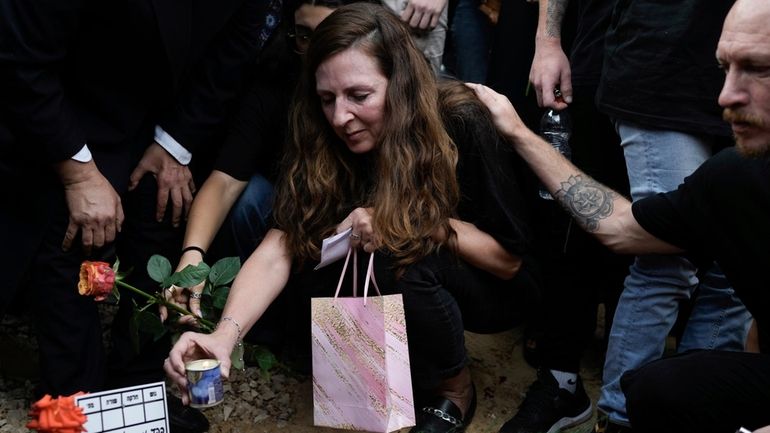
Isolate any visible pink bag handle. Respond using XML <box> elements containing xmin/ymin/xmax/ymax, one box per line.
<box><xmin>362</xmin><ymin>251</ymin><xmax>381</xmax><ymax>304</ymax></box>
<box><xmin>333</xmin><ymin>248</ymin><xmax>381</xmax><ymax>304</ymax></box>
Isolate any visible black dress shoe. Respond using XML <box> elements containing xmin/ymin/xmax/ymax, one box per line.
<box><xmin>167</xmin><ymin>394</ymin><xmax>210</xmax><ymax>433</ymax></box>
<box><xmin>410</xmin><ymin>386</ymin><xmax>477</xmax><ymax>433</ymax></box>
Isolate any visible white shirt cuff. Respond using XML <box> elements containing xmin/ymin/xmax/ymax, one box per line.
<box><xmin>71</xmin><ymin>145</ymin><xmax>93</xmax><ymax>162</ymax></box>
<box><xmin>154</xmin><ymin>125</ymin><xmax>192</xmax><ymax>165</ymax></box>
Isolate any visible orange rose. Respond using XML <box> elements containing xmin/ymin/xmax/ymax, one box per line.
<box><xmin>27</xmin><ymin>392</ymin><xmax>87</xmax><ymax>433</ymax></box>
<box><xmin>78</xmin><ymin>261</ymin><xmax>115</xmax><ymax>301</ymax></box>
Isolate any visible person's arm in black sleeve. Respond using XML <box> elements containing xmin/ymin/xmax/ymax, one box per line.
<box><xmin>130</xmin><ymin>0</ymin><xmax>276</xmax><ymax>226</ymax></box>
<box><xmin>0</xmin><ymin>0</ymin><xmax>86</xmax><ymax>163</ymax></box>
<box><xmin>158</xmin><ymin>0</ymin><xmax>275</xmax><ymax>156</ymax></box>
<box><xmin>214</xmin><ymin>61</ymin><xmax>292</xmax><ymax>181</ymax></box>
<box><xmin>0</xmin><ymin>0</ymin><xmax>124</xmax><ymax>253</ymax></box>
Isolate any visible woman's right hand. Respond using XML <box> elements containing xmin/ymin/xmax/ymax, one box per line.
<box><xmin>164</xmin><ymin>330</ymin><xmax>235</xmax><ymax>405</ymax></box>
<box><xmin>336</xmin><ymin>207</ymin><xmax>380</xmax><ymax>253</ymax></box>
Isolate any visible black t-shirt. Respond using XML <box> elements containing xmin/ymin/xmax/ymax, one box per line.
<box><xmin>632</xmin><ymin>148</ymin><xmax>770</xmax><ymax>350</ymax></box>
<box><xmin>569</xmin><ymin>0</ymin><xmax>615</xmax><ymax>88</ymax></box>
<box><xmin>596</xmin><ymin>0</ymin><xmax>733</xmax><ymax>136</ymax></box>
<box><xmin>214</xmin><ymin>78</ymin><xmax>290</xmax><ymax>181</ymax></box>
<box><xmin>445</xmin><ymin>101</ymin><xmax>532</xmax><ymax>256</ymax></box>
<box><xmin>214</xmin><ymin>30</ymin><xmax>297</xmax><ymax>181</ymax></box>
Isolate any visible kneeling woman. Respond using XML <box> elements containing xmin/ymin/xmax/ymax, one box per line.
<box><xmin>166</xmin><ymin>3</ymin><xmax>535</xmax><ymax>432</ymax></box>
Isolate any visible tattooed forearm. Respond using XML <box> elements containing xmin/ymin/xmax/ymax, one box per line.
<box><xmin>554</xmin><ymin>175</ymin><xmax>615</xmax><ymax>232</ymax></box>
<box><xmin>545</xmin><ymin>0</ymin><xmax>569</xmax><ymax>38</ymax></box>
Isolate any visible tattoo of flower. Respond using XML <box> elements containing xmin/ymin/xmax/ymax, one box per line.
<box><xmin>554</xmin><ymin>175</ymin><xmax>615</xmax><ymax>232</ymax></box>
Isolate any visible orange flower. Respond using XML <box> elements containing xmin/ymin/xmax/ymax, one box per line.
<box><xmin>27</xmin><ymin>392</ymin><xmax>88</xmax><ymax>433</ymax></box>
<box><xmin>78</xmin><ymin>261</ymin><xmax>115</xmax><ymax>301</ymax></box>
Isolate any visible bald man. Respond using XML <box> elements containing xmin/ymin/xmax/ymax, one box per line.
<box><xmin>468</xmin><ymin>0</ymin><xmax>770</xmax><ymax>431</ymax></box>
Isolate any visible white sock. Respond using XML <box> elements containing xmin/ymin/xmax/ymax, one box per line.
<box><xmin>550</xmin><ymin>369</ymin><xmax>578</xmax><ymax>394</ymax></box>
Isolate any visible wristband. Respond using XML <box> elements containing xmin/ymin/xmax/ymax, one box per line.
<box><xmin>181</xmin><ymin>245</ymin><xmax>206</xmax><ymax>257</ymax></box>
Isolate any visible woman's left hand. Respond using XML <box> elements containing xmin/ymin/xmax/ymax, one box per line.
<box><xmin>336</xmin><ymin>207</ymin><xmax>379</xmax><ymax>253</ymax></box>
<box><xmin>160</xmin><ymin>249</ymin><xmax>206</xmax><ymax>325</ymax></box>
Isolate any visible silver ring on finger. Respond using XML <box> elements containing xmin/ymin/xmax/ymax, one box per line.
<box><xmin>189</xmin><ymin>292</ymin><xmax>202</xmax><ymax>300</ymax></box>
<box><xmin>166</xmin><ymin>286</ymin><xmax>175</xmax><ymax>295</ymax></box>
<box><xmin>350</xmin><ymin>233</ymin><xmax>361</xmax><ymax>240</ymax></box>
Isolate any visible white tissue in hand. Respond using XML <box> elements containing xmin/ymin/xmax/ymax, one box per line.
<box><xmin>314</xmin><ymin>228</ymin><xmax>352</xmax><ymax>270</ymax></box>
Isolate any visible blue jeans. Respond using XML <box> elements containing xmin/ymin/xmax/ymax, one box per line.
<box><xmin>450</xmin><ymin>0</ymin><xmax>491</xmax><ymax>83</ymax></box>
<box><xmin>227</xmin><ymin>173</ymin><xmax>274</xmax><ymax>262</ymax></box>
<box><xmin>598</xmin><ymin>121</ymin><xmax>752</xmax><ymax>425</ymax></box>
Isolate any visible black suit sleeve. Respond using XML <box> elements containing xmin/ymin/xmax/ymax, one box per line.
<box><xmin>158</xmin><ymin>0</ymin><xmax>272</xmax><ymax>156</ymax></box>
<box><xmin>0</xmin><ymin>0</ymin><xmax>87</xmax><ymax>163</ymax></box>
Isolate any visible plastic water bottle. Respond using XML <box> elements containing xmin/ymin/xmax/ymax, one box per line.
<box><xmin>538</xmin><ymin>89</ymin><xmax>572</xmax><ymax>200</ymax></box>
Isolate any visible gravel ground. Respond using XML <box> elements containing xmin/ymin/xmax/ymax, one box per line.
<box><xmin>0</xmin><ymin>306</ymin><xmax>301</xmax><ymax>432</ymax></box>
<box><xmin>1</xmin><ymin>307</ymin><xmax>604</xmax><ymax>433</ymax></box>
<box><xmin>1</xmin><ymin>311</ymin><xmax>39</xmax><ymax>433</ymax></box>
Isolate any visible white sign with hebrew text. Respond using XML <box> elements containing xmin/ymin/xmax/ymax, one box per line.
<box><xmin>75</xmin><ymin>382</ymin><xmax>169</xmax><ymax>433</ymax></box>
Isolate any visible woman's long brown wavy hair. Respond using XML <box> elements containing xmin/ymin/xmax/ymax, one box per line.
<box><xmin>273</xmin><ymin>2</ymin><xmax>459</xmax><ymax>270</ymax></box>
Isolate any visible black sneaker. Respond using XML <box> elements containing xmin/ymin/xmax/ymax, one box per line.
<box><xmin>499</xmin><ymin>369</ymin><xmax>592</xmax><ymax>433</ymax></box>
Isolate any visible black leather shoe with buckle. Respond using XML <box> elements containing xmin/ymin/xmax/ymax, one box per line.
<box><xmin>167</xmin><ymin>394</ymin><xmax>210</xmax><ymax>433</ymax></box>
<box><xmin>410</xmin><ymin>386</ymin><xmax>477</xmax><ymax>433</ymax></box>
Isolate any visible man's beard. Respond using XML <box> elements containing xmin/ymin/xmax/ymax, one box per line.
<box><xmin>723</xmin><ymin>108</ymin><xmax>770</xmax><ymax>159</ymax></box>
<box><xmin>735</xmin><ymin>139</ymin><xmax>770</xmax><ymax>158</ymax></box>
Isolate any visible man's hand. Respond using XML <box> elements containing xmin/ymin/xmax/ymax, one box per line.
<box><xmin>129</xmin><ymin>142</ymin><xmax>195</xmax><ymax>227</ymax></box>
<box><xmin>400</xmin><ymin>0</ymin><xmax>447</xmax><ymax>30</ymax></box>
<box><xmin>529</xmin><ymin>39</ymin><xmax>572</xmax><ymax>109</ymax></box>
<box><xmin>466</xmin><ymin>83</ymin><xmax>529</xmax><ymax>142</ymax></box>
<box><xmin>56</xmin><ymin>160</ymin><xmax>124</xmax><ymax>254</ymax></box>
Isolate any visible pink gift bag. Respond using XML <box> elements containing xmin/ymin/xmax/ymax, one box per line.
<box><xmin>311</xmin><ymin>249</ymin><xmax>416</xmax><ymax>432</ymax></box>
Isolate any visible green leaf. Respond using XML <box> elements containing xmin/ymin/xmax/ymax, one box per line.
<box><xmin>200</xmin><ymin>302</ymin><xmax>215</xmax><ymax>322</ymax></box>
<box><xmin>230</xmin><ymin>343</ymin><xmax>244</xmax><ymax>371</ymax></box>
<box><xmin>209</xmin><ymin>257</ymin><xmax>240</xmax><ymax>286</ymax></box>
<box><xmin>164</xmin><ymin>262</ymin><xmax>210</xmax><ymax>288</ymax></box>
<box><xmin>212</xmin><ymin>286</ymin><xmax>230</xmax><ymax>310</ymax></box>
<box><xmin>147</xmin><ymin>255</ymin><xmax>173</xmax><ymax>284</ymax></box>
<box><xmin>247</xmin><ymin>345</ymin><xmax>277</xmax><ymax>374</ymax></box>
<box><xmin>115</xmin><ymin>271</ymin><xmax>128</xmax><ymax>282</ymax></box>
<box><xmin>134</xmin><ymin>309</ymin><xmax>167</xmax><ymax>342</ymax></box>
<box><xmin>106</xmin><ymin>287</ymin><xmax>120</xmax><ymax>304</ymax></box>
<box><xmin>202</xmin><ymin>280</ymin><xmax>213</xmax><ymax>296</ymax></box>
<box><xmin>113</xmin><ymin>257</ymin><xmax>131</xmax><ymax>282</ymax></box>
